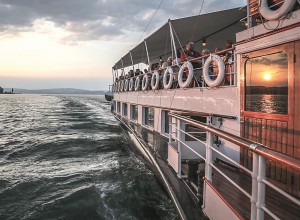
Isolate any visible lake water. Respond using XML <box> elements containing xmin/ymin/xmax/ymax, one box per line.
<box><xmin>0</xmin><ymin>94</ymin><xmax>177</xmax><ymax>220</ymax></box>
<box><xmin>245</xmin><ymin>94</ymin><xmax>288</xmax><ymax>114</ymax></box>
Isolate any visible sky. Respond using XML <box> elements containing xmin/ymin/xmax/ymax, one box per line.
<box><xmin>0</xmin><ymin>0</ymin><xmax>245</xmax><ymax>90</ymax></box>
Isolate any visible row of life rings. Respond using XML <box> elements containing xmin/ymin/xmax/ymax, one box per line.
<box><xmin>259</xmin><ymin>0</ymin><xmax>297</xmax><ymax>21</ymax></box>
<box><xmin>113</xmin><ymin>54</ymin><xmax>226</xmax><ymax>92</ymax></box>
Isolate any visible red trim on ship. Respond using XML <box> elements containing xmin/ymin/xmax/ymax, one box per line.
<box><xmin>203</xmin><ymin>177</ymin><xmax>245</xmax><ymax>220</ymax></box>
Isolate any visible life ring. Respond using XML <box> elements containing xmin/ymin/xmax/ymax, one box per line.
<box><xmin>178</xmin><ymin>61</ymin><xmax>194</xmax><ymax>88</ymax></box>
<box><xmin>151</xmin><ymin>70</ymin><xmax>160</xmax><ymax>90</ymax></box>
<box><xmin>129</xmin><ymin>78</ymin><xmax>134</xmax><ymax>91</ymax></box>
<box><xmin>135</xmin><ymin>76</ymin><xmax>140</xmax><ymax>91</ymax></box>
<box><xmin>124</xmin><ymin>79</ymin><xmax>129</xmax><ymax>92</ymax></box>
<box><xmin>259</xmin><ymin>0</ymin><xmax>296</xmax><ymax>20</ymax></box>
<box><xmin>163</xmin><ymin>67</ymin><xmax>174</xmax><ymax>89</ymax></box>
<box><xmin>203</xmin><ymin>54</ymin><xmax>225</xmax><ymax>87</ymax></box>
<box><xmin>142</xmin><ymin>74</ymin><xmax>149</xmax><ymax>91</ymax></box>
<box><xmin>120</xmin><ymin>80</ymin><xmax>124</xmax><ymax>92</ymax></box>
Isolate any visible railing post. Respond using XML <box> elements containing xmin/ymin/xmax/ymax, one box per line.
<box><xmin>251</xmin><ymin>153</ymin><xmax>259</xmax><ymax>220</ymax></box>
<box><xmin>256</xmin><ymin>155</ymin><xmax>266</xmax><ymax>220</ymax></box>
<box><xmin>205</xmin><ymin>131</ymin><xmax>213</xmax><ymax>182</ymax></box>
<box><xmin>177</xmin><ymin>119</ymin><xmax>182</xmax><ymax>179</ymax></box>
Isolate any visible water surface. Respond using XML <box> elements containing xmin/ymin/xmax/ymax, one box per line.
<box><xmin>0</xmin><ymin>94</ymin><xmax>177</xmax><ymax>220</ymax></box>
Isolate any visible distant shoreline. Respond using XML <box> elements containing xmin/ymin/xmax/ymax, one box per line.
<box><xmin>2</xmin><ymin>88</ymin><xmax>107</xmax><ymax>95</ymax></box>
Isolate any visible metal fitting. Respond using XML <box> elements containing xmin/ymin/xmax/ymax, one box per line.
<box><xmin>249</xmin><ymin>144</ymin><xmax>258</xmax><ymax>152</ymax></box>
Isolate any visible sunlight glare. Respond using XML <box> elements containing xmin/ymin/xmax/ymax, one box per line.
<box><xmin>263</xmin><ymin>73</ymin><xmax>271</xmax><ymax>81</ymax></box>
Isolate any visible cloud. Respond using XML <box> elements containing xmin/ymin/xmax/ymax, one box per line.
<box><xmin>0</xmin><ymin>0</ymin><xmax>245</xmax><ymax>44</ymax></box>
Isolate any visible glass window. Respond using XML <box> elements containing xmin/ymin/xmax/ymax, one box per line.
<box><xmin>185</xmin><ymin>116</ymin><xmax>207</xmax><ymax>141</ymax></box>
<box><xmin>245</xmin><ymin>52</ymin><xmax>288</xmax><ymax>115</ymax></box>
<box><xmin>130</xmin><ymin>105</ymin><xmax>138</xmax><ymax>121</ymax></box>
<box><xmin>161</xmin><ymin>110</ymin><xmax>169</xmax><ymax>134</ymax></box>
<box><xmin>143</xmin><ymin>107</ymin><xmax>154</xmax><ymax>127</ymax></box>
<box><xmin>122</xmin><ymin>103</ymin><xmax>128</xmax><ymax>117</ymax></box>
<box><xmin>117</xmin><ymin>102</ymin><xmax>121</xmax><ymax>113</ymax></box>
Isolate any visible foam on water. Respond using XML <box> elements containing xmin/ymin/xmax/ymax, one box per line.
<box><xmin>0</xmin><ymin>94</ymin><xmax>177</xmax><ymax>220</ymax></box>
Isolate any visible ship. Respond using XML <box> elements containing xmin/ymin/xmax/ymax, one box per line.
<box><xmin>106</xmin><ymin>1</ymin><xmax>300</xmax><ymax>219</ymax></box>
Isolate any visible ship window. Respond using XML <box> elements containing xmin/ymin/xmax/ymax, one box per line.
<box><xmin>117</xmin><ymin>101</ymin><xmax>121</xmax><ymax>113</ymax></box>
<box><xmin>130</xmin><ymin>105</ymin><xmax>138</xmax><ymax>121</ymax></box>
<box><xmin>185</xmin><ymin>116</ymin><xmax>207</xmax><ymax>141</ymax></box>
<box><xmin>112</xmin><ymin>101</ymin><xmax>116</xmax><ymax>112</ymax></box>
<box><xmin>161</xmin><ymin>110</ymin><xmax>169</xmax><ymax>134</ymax></box>
<box><xmin>122</xmin><ymin>103</ymin><xmax>128</xmax><ymax>117</ymax></box>
<box><xmin>143</xmin><ymin>107</ymin><xmax>154</xmax><ymax>127</ymax></box>
<box><xmin>245</xmin><ymin>52</ymin><xmax>288</xmax><ymax>115</ymax></box>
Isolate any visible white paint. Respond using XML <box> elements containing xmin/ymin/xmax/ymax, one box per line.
<box><xmin>167</xmin><ymin>143</ymin><xmax>179</xmax><ymax>173</ymax></box>
<box><xmin>114</xmin><ymin>87</ymin><xmax>239</xmax><ymax>117</ymax></box>
<box><xmin>203</xmin><ymin>182</ymin><xmax>240</xmax><ymax>220</ymax></box>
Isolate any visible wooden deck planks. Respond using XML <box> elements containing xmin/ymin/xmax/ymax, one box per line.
<box><xmin>211</xmin><ymin>162</ymin><xmax>300</xmax><ymax>220</ymax></box>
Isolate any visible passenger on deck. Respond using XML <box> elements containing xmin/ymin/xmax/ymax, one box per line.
<box><xmin>134</xmin><ymin>69</ymin><xmax>140</xmax><ymax>77</ymax></box>
<box><xmin>180</xmin><ymin>41</ymin><xmax>202</xmax><ymax>87</ymax></box>
<box><xmin>180</xmin><ymin>42</ymin><xmax>201</xmax><ymax>68</ymax></box>
<box><xmin>167</xmin><ymin>57</ymin><xmax>173</xmax><ymax>66</ymax></box>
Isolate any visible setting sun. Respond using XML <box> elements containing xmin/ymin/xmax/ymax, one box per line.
<box><xmin>263</xmin><ymin>73</ymin><xmax>271</xmax><ymax>81</ymax></box>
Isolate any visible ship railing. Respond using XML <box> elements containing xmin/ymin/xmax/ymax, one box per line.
<box><xmin>111</xmin><ymin>48</ymin><xmax>236</xmax><ymax>93</ymax></box>
<box><xmin>168</xmin><ymin>112</ymin><xmax>300</xmax><ymax>220</ymax></box>
<box><xmin>241</xmin><ymin>0</ymin><xmax>289</xmax><ymax>28</ymax></box>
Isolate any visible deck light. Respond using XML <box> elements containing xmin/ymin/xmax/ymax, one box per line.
<box><xmin>202</xmin><ymin>38</ymin><xmax>207</xmax><ymax>46</ymax></box>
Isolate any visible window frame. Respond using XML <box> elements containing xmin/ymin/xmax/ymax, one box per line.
<box><xmin>241</xmin><ymin>43</ymin><xmax>293</xmax><ymax>121</ymax></box>
<box><xmin>122</xmin><ymin>102</ymin><xmax>128</xmax><ymax>117</ymax></box>
<box><xmin>161</xmin><ymin>110</ymin><xmax>170</xmax><ymax>136</ymax></box>
<box><xmin>142</xmin><ymin>106</ymin><xmax>155</xmax><ymax>129</ymax></box>
<box><xmin>130</xmin><ymin>104</ymin><xmax>138</xmax><ymax>122</ymax></box>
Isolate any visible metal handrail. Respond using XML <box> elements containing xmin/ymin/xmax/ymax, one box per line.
<box><xmin>169</xmin><ymin>112</ymin><xmax>300</xmax><ymax>172</ymax></box>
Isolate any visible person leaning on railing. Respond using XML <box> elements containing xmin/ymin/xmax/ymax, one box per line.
<box><xmin>180</xmin><ymin>41</ymin><xmax>202</xmax><ymax>87</ymax></box>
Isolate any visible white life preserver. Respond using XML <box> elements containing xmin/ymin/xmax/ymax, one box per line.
<box><xmin>142</xmin><ymin>74</ymin><xmax>149</xmax><ymax>91</ymax></box>
<box><xmin>178</xmin><ymin>61</ymin><xmax>194</xmax><ymax>88</ymax></box>
<box><xmin>124</xmin><ymin>79</ymin><xmax>129</xmax><ymax>92</ymax></box>
<box><xmin>129</xmin><ymin>78</ymin><xmax>134</xmax><ymax>91</ymax></box>
<box><xmin>120</xmin><ymin>80</ymin><xmax>124</xmax><ymax>92</ymax></box>
<box><xmin>259</xmin><ymin>0</ymin><xmax>296</xmax><ymax>20</ymax></box>
<box><xmin>163</xmin><ymin>67</ymin><xmax>174</xmax><ymax>89</ymax></box>
<box><xmin>203</xmin><ymin>54</ymin><xmax>225</xmax><ymax>87</ymax></box>
<box><xmin>151</xmin><ymin>70</ymin><xmax>160</xmax><ymax>90</ymax></box>
<box><xmin>135</xmin><ymin>76</ymin><xmax>140</xmax><ymax>91</ymax></box>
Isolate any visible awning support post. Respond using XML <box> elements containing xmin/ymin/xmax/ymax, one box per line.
<box><xmin>129</xmin><ymin>52</ymin><xmax>134</xmax><ymax>71</ymax></box>
<box><xmin>144</xmin><ymin>40</ymin><xmax>151</xmax><ymax>69</ymax></box>
<box><xmin>168</xmin><ymin>20</ymin><xmax>179</xmax><ymax>65</ymax></box>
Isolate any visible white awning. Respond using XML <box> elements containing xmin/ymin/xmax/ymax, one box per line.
<box><xmin>113</xmin><ymin>7</ymin><xmax>246</xmax><ymax>70</ymax></box>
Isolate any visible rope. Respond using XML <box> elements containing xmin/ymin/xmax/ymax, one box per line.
<box><xmin>191</xmin><ymin>0</ymin><xmax>205</xmax><ymax>40</ymax></box>
<box><xmin>135</xmin><ymin>0</ymin><xmax>164</xmax><ymax>46</ymax></box>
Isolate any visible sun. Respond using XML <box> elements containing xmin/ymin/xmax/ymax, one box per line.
<box><xmin>263</xmin><ymin>73</ymin><xmax>271</xmax><ymax>81</ymax></box>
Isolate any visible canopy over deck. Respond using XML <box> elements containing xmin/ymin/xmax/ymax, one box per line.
<box><xmin>113</xmin><ymin>7</ymin><xmax>246</xmax><ymax>70</ymax></box>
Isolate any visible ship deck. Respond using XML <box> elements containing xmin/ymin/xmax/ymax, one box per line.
<box><xmin>208</xmin><ymin>162</ymin><xmax>300</xmax><ymax>220</ymax></box>
<box><xmin>119</xmin><ymin>117</ymin><xmax>299</xmax><ymax>220</ymax></box>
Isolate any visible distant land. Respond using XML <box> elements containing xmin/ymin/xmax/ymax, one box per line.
<box><xmin>246</xmin><ymin>86</ymin><xmax>288</xmax><ymax>95</ymax></box>
<box><xmin>3</xmin><ymin>88</ymin><xmax>106</xmax><ymax>95</ymax></box>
